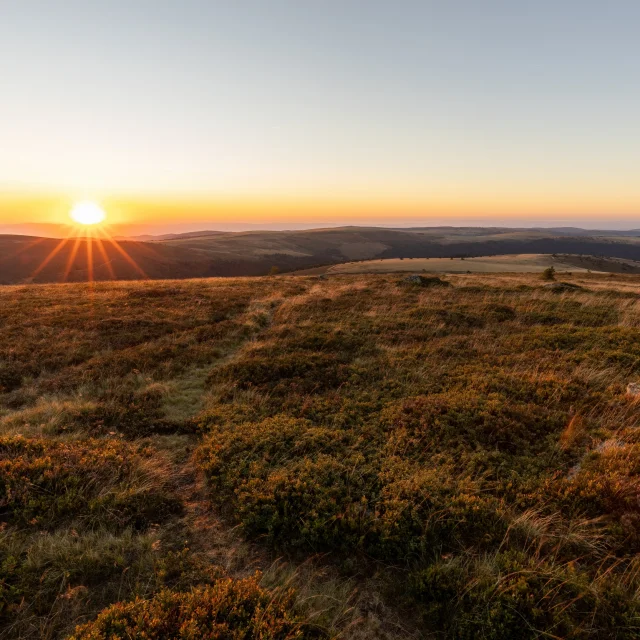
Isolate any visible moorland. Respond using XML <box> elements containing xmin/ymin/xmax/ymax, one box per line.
<box><xmin>3</xmin><ymin>226</ymin><xmax>640</xmax><ymax>283</ymax></box>
<box><xmin>2</xmin><ymin>271</ymin><xmax>640</xmax><ymax>638</ymax></box>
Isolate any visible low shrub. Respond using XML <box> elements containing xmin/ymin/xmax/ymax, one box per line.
<box><xmin>197</xmin><ymin>416</ymin><xmax>378</xmax><ymax>551</ymax></box>
<box><xmin>484</xmin><ymin>303</ymin><xmax>517</xmax><ymax>322</ymax></box>
<box><xmin>209</xmin><ymin>351</ymin><xmax>354</xmax><ymax>394</ymax></box>
<box><xmin>541</xmin><ymin>266</ymin><xmax>556</xmax><ymax>281</ymax></box>
<box><xmin>70</xmin><ymin>575</ymin><xmax>318</xmax><ymax>639</ymax></box>
<box><xmin>380</xmin><ymin>391</ymin><xmax>565</xmax><ymax>455</ymax></box>
<box><xmin>373</xmin><ymin>460</ymin><xmax>506</xmax><ymax>557</ymax></box>
<box><xmin>0</xmin><ymin>436</ymin><xmax>181</xmax><ymax>529</ymax></box>
<box><xmin>401</xmin><ymin>275</ymin><xmax>451</xmax><ymax>288</ymax></box>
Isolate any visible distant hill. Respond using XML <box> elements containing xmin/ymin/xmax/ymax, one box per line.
<box><xmin>4</xmin><ymin>226</ymin><xmax>640</xmax><ymax>283</ymax></box>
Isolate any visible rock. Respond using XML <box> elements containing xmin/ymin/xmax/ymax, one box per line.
<box><xmin>626</xmin><ymin>382</ymin><xmax>640</xmax><ymax>397</ymax></box>
<box><xmin>543</xmin><ymin>282</ymin><xmax>583</xmax><ymax>292</ymax></box>
<box><xmin>402</xmin><ymin>275</ymin><xmax>451</xmax><ymax>288</ymax></box>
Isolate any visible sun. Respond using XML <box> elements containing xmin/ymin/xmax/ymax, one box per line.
<box><xmin>69</xmin><ymin>201</ymin><xmax>107</xmax><ymax>226</ymax></box>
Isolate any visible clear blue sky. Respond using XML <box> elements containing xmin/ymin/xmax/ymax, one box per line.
<box><xmin>1</xmin><ymin>0</ymin><xmax>639</xmax><ymax>226</ymax></box>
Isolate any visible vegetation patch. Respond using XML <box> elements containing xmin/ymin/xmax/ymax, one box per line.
<box><xmin>70</xmin><ymin>575</ymin><xmax>318</xmax><ymax>640</ymax></box>
<box><xmin>0</xmin><ymin>436</ymin><xmax>181</xmax><ymax>530</ymax></box>
<box><xmin>2</xmin><ymin>274</ymin><xmax>640</xmax><ymax>639</ymax></box>
<box><xmin>401</xmin><ymin>274</ymin><xmax>451</xmax><ymax>287</ymax></box>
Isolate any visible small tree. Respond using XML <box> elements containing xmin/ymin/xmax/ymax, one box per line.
<box><xmin>269</xmin><ymin>266</ymin><xmax>280</xmax><ymax>276</ymax></box>
<box><xmin>541</xmin><ymin>266</ymin><xmax>556</xmax><ymax>281</ymax></box>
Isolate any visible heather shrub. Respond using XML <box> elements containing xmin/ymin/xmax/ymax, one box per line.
<box><xmin>209</xmin><ymin>351</ymin><xmax>354</xmax><ymax>394</ymax></box>
<box><xmin>70</xmin><ymin>575</ymin><xmax>318</xmax><ymax>639</ymax></box>
<box><xmin>483</xmin><ymin>303</ymin><xmax>516</xmax><ymax>322</ymax></box>
<box><xmin>197</xmin><ymin>416</ymin><xmax>378</xmax><ymax>550</ymax></box>
<box><xmin>373</xmin><ymin>459</ymin><xmax>506</xmax><ymax>557</ymax></box>
<box><xmin>0</xmin><ymin>436</ymin><xmax>181</xmax><ymax>529</ymax></box>
<box><xmin>434</xmin><ymin>309</ymin><xmax>485</xmax><ymax>329</ymax></box>
<box><xmin>380</xmin><ymin>391</ymin><xmax>565</xmax><ymax>455</ymax></box>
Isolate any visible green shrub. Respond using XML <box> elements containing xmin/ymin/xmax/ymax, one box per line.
<box><xmin>484</xmin><ymin>303</ymin><xmax>517</xmax><ymax>322</ymax></box>
<box><xmin>380</xmin><ymin>391</ymin><xmax>565</xmax><ymax>455</ymax></box>
<box><xmin>541</xmin><ymin>266</ymin><xmax>556</xmax><ymax>281</ymax></box>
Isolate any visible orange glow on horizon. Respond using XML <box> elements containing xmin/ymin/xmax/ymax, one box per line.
<box><xmin>1</xmin><ymin>190</ymin><xmax>640</xmax><ymax>228</ymax></box>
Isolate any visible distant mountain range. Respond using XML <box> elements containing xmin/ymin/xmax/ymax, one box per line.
<box><xmin>3</xmin><ymin>226</ymin><xmax>640</xmax><ymax>284</ymax></box>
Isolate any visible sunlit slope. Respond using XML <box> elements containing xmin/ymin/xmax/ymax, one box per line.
<box><xmin>318</xmin><ymin>253</ymin><xmax>640</xmax><ymax>275</ymax></box>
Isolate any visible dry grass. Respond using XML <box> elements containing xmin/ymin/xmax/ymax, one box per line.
<box><xmin>325</xmin><ymin>254</ymin><xmax>600</xmax><ymax>275</ymax></box>
<box><xmin>2</xmin><ymin>272</ymin><xmax>640</xmax><ymax>638</ymax></box>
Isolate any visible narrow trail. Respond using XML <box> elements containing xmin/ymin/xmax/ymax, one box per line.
<box><xmin>156</xmin><ymin>292</ymin><xmax>290</xmax><ymax>577</ymax></box>
<box><xmin>153</xmin><ymin>288</ymin><xmax>424</xmax><ymax>640</ymax></box>
<box><xmin>161</xmin><ymin>293</ymin><xmax>288</xmax><ymax>421</ymax></box>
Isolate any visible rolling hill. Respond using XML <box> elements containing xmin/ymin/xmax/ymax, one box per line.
<box><xmin>4</xmin><ymin>226</ymin><xmax>640</xmax><ymax>283</ymax></box>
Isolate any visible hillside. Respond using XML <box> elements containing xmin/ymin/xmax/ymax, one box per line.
<box><xmin>2</xmin><ymin>272</ymin><xmax>640</xmax><ymax>638</ymax></box>
<box><xmin>4</xmin><ymin>226</ymin><xmax>640</xmax><ymax>283</ymax></box>
<box><xmin>306</xmin><ymin>253</ymin><xmax>640</xmax><ymax>275</ymax></box>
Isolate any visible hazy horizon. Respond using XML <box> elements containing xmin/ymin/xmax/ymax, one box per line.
<box><xmin>2</xmin><ymin>218</ymin><xmax>640</xmax><ymax>241</ymax></box>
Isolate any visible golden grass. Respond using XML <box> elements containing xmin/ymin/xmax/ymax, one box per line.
<box><xmin>2</xmin><ymin>272</ymin><xmax>640</xmax><ymax>638</ymax></box>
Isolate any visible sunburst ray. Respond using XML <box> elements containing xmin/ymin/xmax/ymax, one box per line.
<box><xmin>93</xmin><ymin>233</ymin><xmax>116</xmax><ymax>280</ymax></box>
<box><xmin>96</xmin><ymin>226</ymin><xmax>148</xmax><ymax>279</ymax></box>
<box><xmin>30</xmin><ymin>226</ymin><xmax>77</xmax><ymax>280</ymax></box>
<box><xmin>86</xmin><ymin>228</ymin><xmax>94</xmax><ymax>283</ymax></box>
<box><xmin>62</xmin><ymin>235</ymin><xmax>83</xmax><ymax>282</ymax></box>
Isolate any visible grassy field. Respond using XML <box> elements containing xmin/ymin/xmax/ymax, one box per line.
<box><xmin>2</xmin><ymin>272</ymin><xmax>640</xmax><ymax>638</ymax></box>
<box><xmin>300</xmin><ymin>253</ymin><xmax>640</xmax><ymax>275</ymax></box>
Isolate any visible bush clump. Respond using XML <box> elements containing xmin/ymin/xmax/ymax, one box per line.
<box><xmin>70</xmin><ymin>575</ymin><xmax>318</xmax><ymax>640</ymax></box>
<box><xmin>541</xmin><ymin>265</ymin><xmax>556</xmax><ymax>281</ymax></box>
<box><xmin>197</xmin><ymin>416</ymin><xmax>378</xmax><ymax>551</ymax></box>
<box><xmin>0</xmin><ymin>436</ymin><xmax>181</xmax><ymax>529</ymax></box>
<box><xmin>209</xmin><ymin>351</ymin><xmax>354</xmax><ymax>395</ymax></box>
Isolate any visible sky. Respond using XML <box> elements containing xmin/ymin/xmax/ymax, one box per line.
<box><xmin>1</xmin><ymin>0</ymin><xmax>640</xmax><ymax>231</ymax></box>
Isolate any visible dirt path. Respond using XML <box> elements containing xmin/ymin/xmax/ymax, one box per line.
<box><xmin>150</xmin><ymin>288</ymin><xmax>422</xmax><ymax>639</ymax></box>
<box><xmin>154</xmin><ymin>292</ymin><xmax>292</xmax><ymax>577</ymax></box>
